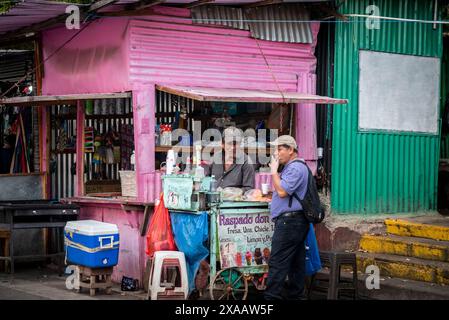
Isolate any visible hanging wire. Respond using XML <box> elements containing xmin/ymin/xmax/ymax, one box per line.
<box><xmin>253</xmin><ymin>36</ymin><xmax>287</xmax><ymax>135</ymax></box>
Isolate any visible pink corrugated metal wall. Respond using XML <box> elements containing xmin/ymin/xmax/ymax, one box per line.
<box><xmin>42</xmin><ymin>18</ymin><xmax>130</xmax><ymax>95</ymax></box>
<box><xmin>128</xmin><ymin>8</ymin><xmax>320</xmax><ymax>203</ymax></box>
<box><xmin>41</xmin><ymin>6</ymin><xmax>321</xmax><ymax>203</ymax></box>
<box><xmin>128</xmin><ymin>10</ymin><xmax>319</xmax><ymax>91</ymax></box>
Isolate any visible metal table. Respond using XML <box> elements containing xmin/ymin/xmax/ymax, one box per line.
<box><xmin>0</xmin><ymin>200</ymin><xmax>79</xmax><ymax>274</ymax></box>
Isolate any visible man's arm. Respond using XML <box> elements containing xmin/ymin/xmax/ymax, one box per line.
<box><xmin>272</xmin><ymin>172</ymin><xmax>288</xmax><ymax>198</ymax></box>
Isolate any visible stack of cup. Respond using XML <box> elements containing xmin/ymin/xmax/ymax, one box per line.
<box><xmin>166</xmin><ymin>149</ymin><xmax>176</xmax><ymax>175</ymax></box>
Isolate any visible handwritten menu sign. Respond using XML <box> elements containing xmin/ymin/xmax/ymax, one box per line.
<box><xmin>163</xmin><ymin>177</ymin><xmax>193</xmax><ymax>210</ymax></box>
<box><xmin>217</xmin><ymin>211</ymin><xmax>274</xmax><ymax>269</ymax></box>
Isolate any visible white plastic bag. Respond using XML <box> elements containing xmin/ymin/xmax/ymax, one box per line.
<box><xmin>220</xmin><ymin>187</ymin><xmax>243</xmax><ymax>201</ymax></box>
<box><xmin>243</xmin><ymin>189</ymin><xmax>263</xmax><ymax>201</ymax></box>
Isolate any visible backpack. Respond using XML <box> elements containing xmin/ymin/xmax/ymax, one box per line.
<box><xmin>286</xmin><ymin>159</ymin><xmax>325</xmax><ymax>224</ymax></box>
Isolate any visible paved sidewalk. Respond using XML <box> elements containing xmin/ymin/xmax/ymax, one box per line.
<box><xmin>0</xmin><ymin>265</ymin><xmax>147</xmax><ymax>300</ymax></box>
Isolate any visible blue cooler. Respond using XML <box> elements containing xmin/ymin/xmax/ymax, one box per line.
<box><xmin>64</xmin><ymin>220</ymin><xmax>119</xmax><ymax>268</ymax></box>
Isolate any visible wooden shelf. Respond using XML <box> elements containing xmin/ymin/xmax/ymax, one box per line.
<box><xmin>156</xmin><ymin>112</ymin><xmax>270</xmax><ymax>120</ymax></box>
<box><xmin>155</xmin><ymin>145</ymin><xmax>273</xmax><ymax>154</ymax></box>
<box><xmin>86</xmin><ymin>114</ymin><xmax>133</xmax><ymax>120</ymax></box>
<box><xmin>53</xmin><ymin>149</ymin><xmax>76</xmax><ymax>154</ymax></box>
<box><xmin>54</xmin><ymin>114</ymin><xmax>133</xmax><ymax>120</ymax></box>
<box><xmin>155</xmin><ymin>146</ymin><xmax>193</xmax><ymax>153</ymax></box>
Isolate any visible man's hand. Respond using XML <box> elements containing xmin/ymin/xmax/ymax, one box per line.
<box><xmin>270</xmin><ymin>154</ymin><xmax>288</xmax><ymax>198</ymax></box>
<box><xmin>269</xmin><ymin>155</ymin><xmax>279</xmax><ymax>175</ymax></box>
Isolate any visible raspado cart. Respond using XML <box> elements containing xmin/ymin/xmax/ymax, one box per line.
<box><xmin>162</xmin><ymin>174</ymin><xmax>272</xmax><ymax>300</ymax></box>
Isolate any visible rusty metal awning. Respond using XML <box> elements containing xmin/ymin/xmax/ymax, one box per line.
<box><xmin>156</xmin><ymin>85</ymin><xmax>348</xmax><ymax>104</ymax></box>
<box><xmin>0</xmin><ymin>92</ymin><xmax>131</xmax><ymax>107</ymax></box>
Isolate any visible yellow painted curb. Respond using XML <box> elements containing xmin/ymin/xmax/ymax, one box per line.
<box><xmin>360</xmin><ymin>235</ymin><xmax>449</xmax><ymax>262</ymax></box>
<box><xmin>357</xmin><ymin>255</ymin><xmax>449</xmax><ymax>285</ymax></box>
<box><xmin>385</xmin><ymin>219</ymin><xmax>449</xmax><ymax>241</ymax></box>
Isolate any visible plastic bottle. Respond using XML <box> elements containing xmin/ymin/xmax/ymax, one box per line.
<box><xmin>130</xmin><ymin>151</ymin><xmax>135</xmax><ymax>171</ymax></box>
<box><xmin>185</xmin><ymin>156</ymin><xmax>191</xmax><ymax>174</ymax></box>
<box><xmin>210</xmin><ymin>175</ymin><xmax>216</xmax><ymax>192</ymax></box>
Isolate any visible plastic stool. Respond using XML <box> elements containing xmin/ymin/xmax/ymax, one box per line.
<box><xmin>147</xmin><ymin>251</ymin><xmax>188</xmax><ymax>300</ymax></box>
<box><xmin>309</xmin><ymin>251</ymin><xmax>358</xmax><ymax>300</ymax></box>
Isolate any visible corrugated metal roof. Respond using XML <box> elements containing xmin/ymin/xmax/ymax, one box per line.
<box><xmin>1</xmin><ymin>0</ymin><xmax>323</xmax><ymax>37</ymax></box>
<box><xmin>0</xmin><ymin>50</ymin><xmax>34</xmax><ymax>82</ymax></box>
<box><xmin>192</xmin><ymin>5</ymin><xmax>249</xmax><ymax>30</ymax></box>
<box><xmin>115</xmin><ymin>0</ymin><xmax>267</xmax><ymax>5</ymax></box>
<box><xmin>246</xmin><ymin>3</ymin><xmax>312</xmax><ymax>43</ymax></box>
<box><xmin>191</xmin><ymin>3</ymin><xmax>313</xmax><ymax>43</ymax></box>
<box><xmin>116</xmin><ymin>0</ymin><xmax>329</xmax><ymax>4</ymax></box>
<box><xmin>156</xmin><ymin>84</ymin><xmax>348</xmax><ymax>104</ymax></box>
<box><xmin>0</xmin><ymin>0</ymin><xmax>89</xmax><ymax>35</ymax></box>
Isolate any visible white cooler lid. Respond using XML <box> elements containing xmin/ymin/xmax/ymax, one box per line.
<box><xmin>65</xmin><ymin>220</ymin><xmax>119</xmax><ymax>236</ymax></box>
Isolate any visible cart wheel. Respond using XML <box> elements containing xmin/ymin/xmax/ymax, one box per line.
<box><xmin>209</xmin><ymin>268</ymin><xmax>248</xmax><ymax>300</ymax></box>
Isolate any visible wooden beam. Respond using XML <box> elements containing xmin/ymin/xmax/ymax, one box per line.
<box><xmin>183</xmin><ymin>0</ymin><xmax>215</xmax><ymax>9</ymax></box>
<box><xmin>125</xmin><ymin>0</ymin><xmax>165</xmax><ymax>11</ymax></box>
<box><xmin>243</xmin><ymin>0</ymin><xmax>283</xmax><ymax>9</ymax></box>
<box><xmin>139</xmin><ymin>206</ymin><xmax>152</xmax><ymax>236</ymax></box>
<box><xmin>314</xmin><ymin>3</ymin><xmax>348</xmax><ymax>21</ymax></box>
<box><xmin>0</xmin><ymin>92</ymin><xmax>132</xmax><ymax>107</ymax></box>
<box><xmin>88</xmin><ymin>0</ymin><xmax>119</xmax><ymax>12</ymax></box>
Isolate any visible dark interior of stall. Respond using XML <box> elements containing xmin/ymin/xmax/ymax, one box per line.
<box><xmin>315</xmin><ymin>19</ymin><xmax>335</xmax><ymax>194</ymax></box>
<box><xmin>49</xmin><ymin>98</ymin><xmax>134</xmax><ymax>199</ymax></box>
<box><xmin>0</xmin><ymin>106</ymin><xmax>38</xmax><ymax>174</ymax></box>
<box><xmin>0</xmin><ymin>50</ymin><xmax>38</xmax><ymax>176</ymax></box>
<box><xmin>438</xmin><ymin>36</ymin><xmax>449</xmax><ymax>215</ymax></box>
<box><xmin>154</xmin><ymin>90</ymin><xmax>294</xmax><ymax>173</ymax></box>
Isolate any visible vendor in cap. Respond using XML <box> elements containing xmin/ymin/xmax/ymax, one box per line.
<box><xmin>264</xmin><ymin>135</ymin><xmax>310</xmax><ymax>300</ymax></box>
<box><xmin>203</xmin><ymin>126</ymin><xmax>255</xmax><ymax>192</ymax></box>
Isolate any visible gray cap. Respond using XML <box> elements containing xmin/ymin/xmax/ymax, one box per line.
<box><xmin>269</xmin><ymin>135</ymin><xmax>298</xmax><ymax>150</ymax></box>
<box><xmin>223</xmin><ymin>126</ymin><xmax>243</xmax><ymax>142</ymax></box>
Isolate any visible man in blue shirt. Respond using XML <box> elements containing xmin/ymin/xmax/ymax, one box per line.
<box><xmin>264</xmin><ymin>135</ymin><xmax>310</xmax><ymax>300</ymax></box>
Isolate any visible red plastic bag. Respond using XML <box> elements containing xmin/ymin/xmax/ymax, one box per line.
<box><xmin>145</xmin><ymin>193</ymin><xmax>177</xmax><ymax>257</ymax></box>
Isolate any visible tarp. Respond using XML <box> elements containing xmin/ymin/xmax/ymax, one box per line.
<box><xmin>170</xmin><ymin>211</ymin><xmax>209</xmax><ymax>293</ymax></box>
<box><xmin>305</xmin><ymin>223</ymin><xmax>321</xmax><ymax>276</ymax></box>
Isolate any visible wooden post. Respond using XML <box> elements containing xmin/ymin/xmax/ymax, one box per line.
<box><xmin>132</xmin><ymin>86</ymin><xmax>156</xmax><ymax>202</ymax></box>
<box><xmin>75</xmin><ymin>100</ymin><xmax>85</xmax><ymax>197</ymax></box>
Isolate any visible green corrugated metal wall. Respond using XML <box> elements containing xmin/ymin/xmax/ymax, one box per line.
<box><xmin>331</xmin><ymin>0</ymin><xmax>442</xmax><ymax>214</ymax></box>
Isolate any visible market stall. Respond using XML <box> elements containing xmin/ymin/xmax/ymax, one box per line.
<box><xmin>0</xmin><ymin>5</ymin><xmax>349</xmax><ymax>286</ymax></box>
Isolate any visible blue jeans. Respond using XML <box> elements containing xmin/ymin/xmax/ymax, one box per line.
<box><xmin>264</xmin><ymin>213</ymin><xmax>310</xmax><ymax>300</ymax></box>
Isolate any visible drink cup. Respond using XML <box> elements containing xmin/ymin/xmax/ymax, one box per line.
<box><xmin>261</xmin><ymin>183</ymin><xmax>270</xmax><ymax>195</ymax></box>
